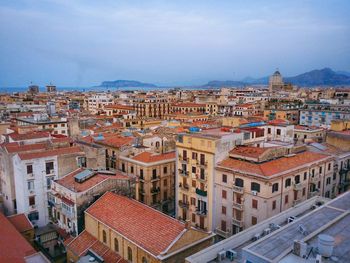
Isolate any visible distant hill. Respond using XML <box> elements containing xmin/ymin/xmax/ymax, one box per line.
<box><xmin>99</xmin><ymin>80</ymin><xmax>157</xmax><ymax>88</ymax></box>
<box><xmin>203</xmin><ymin>68</ymin><xmax>350</xmax><ymax>87</ymax></box>
<box><xmin>285</xmin><ymin>68</ymin><xmax>350</xmax><ymax>86</ymax></box>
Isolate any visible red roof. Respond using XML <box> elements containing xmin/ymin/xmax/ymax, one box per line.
<box><xmin>218</xmin><ymin>151</ymin><xmax>331</xmax><ymax>177</ymax></box>
<box><xmin>95</xmin><ymin>136</ymin><xmax>134</xmax><ymax>148</ymax></box>
<box><xmin>0</xmin><ymin>213</ymin><xmax>36</xmax><ymax>262</ymax></box>
<box><xmin>85</xmin><ymin>192</ymin><xmax>185</xmax><ymax>256</ymax></box>
<box><xmin>131</xmin><ymin>151</ymin><xmax>175</xmax><ymax>163</ymax></box>
<box><xmin>66</xmin><ymin>231</ymin><xmax>126</xmax><ymax>263</ymax></box>
<box><xmin>172</xmin><ymin>102</ymin><xmax>205</xmax><ymax>107</ymax></box>
<box><xmin>4</xmin><ymin>142</ymin><xmax>47</xmax><ymax>153</ymax></box>
<box><xmin>18</xmin><ymin>146</ymin><xmax>84</xmax><ymax>160</ymax></box>
<box><xmin>56</xmin><ymin>169</ymin><xmax>128</xmax><ymax>193</ymax></box>
<box><xmin>7</xmin><ymin>214</ymin><xmax>33</xmax><ymax>233</ymax></box>
<box><xmin>229</xmin><ymin>146</ymin><xmax>274</xmax><ymax>159</ymax></box>
<box><xmin>8</xmin><ymin>131</ymin><xmax>50</xmax><ymax>141</ymax></box>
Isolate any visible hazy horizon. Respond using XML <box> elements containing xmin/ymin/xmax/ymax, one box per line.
<box><xmin>1</xmin><ymin>0</ymin><xmax>349</xmax><ymax>87</ymax></box>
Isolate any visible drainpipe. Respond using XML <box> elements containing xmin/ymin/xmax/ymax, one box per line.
<box><xmin>280</xmin><ymin>176</ymin><xmax>283</xmax><ymax>213</ymax></box>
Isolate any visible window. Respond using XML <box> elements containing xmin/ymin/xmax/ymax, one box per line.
<box><xmin>200</xmin><ymin>168</ymin><xmax>205</xmax><ymax>180</ymax></box>
<box><xmin>328</xmin><ymin>163</ymin><xmax>331</xmax><ymax>171</ymax></box>
<box><xmin>333</xmin><ymin>173</ymin><xmax>336</xmax><ymax>180</ymax></box>
<box><xmin>222</xmin><ymin>206</ymin><xmax>226</xmax><ymax>215</ymax></box>
<box><xmin>45</xmin><ymin>162</ymin><xmax>54</xmax><ymax>174</ymax></box>
<box><xmin>221</xmin><ymin>220</ymin><xmax>226</xmax><ymax>231</ymax></box>
<box><xmin>27</xmin><ymin>211</ymin><xmax>39</xmax><ymax>221</ymax></box>
<box><xmin>272</xmin><ymin>200</ymin><xmax>276</xmax><ymax>210</ymax></box>
<box><xmin>267</xmin><ymin>128</ymin><xmax>271</xmax><ymax>134</ymax></box>
<box><xmin>163</xmin><ymin>179</ymin><xmax>167</xmax><ymax>186</ymax></box>
<box><xmin>235</xmin><ymin>178</ymin><xmax>244</xmax><ymax>187</ymax></box>
<box><xmin>140</xmin><ymin>169</ymin><xmax>144</xmax><ymax>179</ymax></box>
<box><xmin>319</xmin><ymin>167</ymin><xmax>322</xmax><ymax>174</ymax></box>
<box><xmin>192</xmin><ymin>152</ymin><xmax>197</xmax><ymax>160</ymax></box>
<box><xmin>192</xmin><ymin>213</ymin><xmax>196</xmax><ymax>223</ymax></box>
<box><xmin>252</xmin><ymin>199</ymin><xmax>258</xmax><ymax>209</ymax></box>
<box><xmin>222</xmin><ymin>190</ymin><xmax>227</xmax><ymax>199</ymax></box>
<box><xmin>26</xmin><ymin>164</ymin><xmax>33</xmax><ymax>174</ymax></box>
<box><xmin>152</xmin><ymin>169</ymin><xmax>157</xmax><ymax>178</ymax></box>
<box><xmin>285</xmin><ymin>178</ymin><xmax>291</xmax><ymax>188</ymax></box>
<box><xmin>251</xmin><ymin>182</ymin><xmax>260</xmax><ymax>192</ymax></box>
<box><xmin>127</xmin><ymin>247</ymin><xmax>133</xmax><ymax>262</ymax></box>
<box><xmin>222</xmin><ymin>174</ymin><xmax>227</xmax><ymax>183</ymax></box>
<box><xmin>302</xmin><ymin>188</ymin><xmax>306</xmax><ymax>196</ymax></box>
<box><xmin>304</xmin><ymin>172</ymin><xmax>307</xmax><ymax>181</ymax></box>
<box><xmin>163</xmin><ymin>166</ymin><xmax>167</xmax><ymax>174</ymax></box>
<box><xmin>284</xmin><ymin>195</ymin><xmax>289</xmax><ymax>204</ymax></box>
<box><xmin>102</xmin><ymin>230</ymin><xmax>107</xmax><ymax>243</ymax></box>
<box><xmin>272</xmin><ymin>183</ymin><xmax>279</xmax><ymax>193</ymax></box>
<box><xmin>27</xmin><ymin>181</ymin><xmax>34</xmax><ymax>191</ymax></box>
<box><xmin>276</xmin><ymin>129</ymin><xmax>281</xmax><ymax>135</ymax></box>
<box><xmin>252</xmin><ymin>216</ymin><xmax>257</xmax><ymax>225</ymax></box>
<box><xmin>29</xmin><ymin>196</ymin><xmax>35</xmax><ymax>206</ymax></box>
<box><xmin>295</xmin><ymin>175</ymin><xmax>300</xmax><ymax>184</ymax></box>
<box><xmin>190</xmin><ymin>197</ymin><xmax>196</xmax><ymax>206</ymax></box>
<box><xmin>142</xmin><ymin>257</ymin><xmax>148</xmax><ymax>263</ymax></box>
<box><xmin>114</xmin><ymin>238</ymin><xmax>119</xmax><ymax>252</ymax></box>
<box><xmin>46</xmin><ymin>177</ymin><xmax>53</xmax><ymax>190</ymax></box>
<box><xmin>130</xmin><ymin>166</ymin><xmax>134</xmax><ymax>173</ymax></box>
<box><xmin>326</xmin><ymin>177</ymin><xmax>331</xmax><ymax>185</ymax></box>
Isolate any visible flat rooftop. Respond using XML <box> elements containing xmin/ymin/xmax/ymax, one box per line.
<box><xmin>243</xmin><ymin>191</ymin><xmax>350</xmax><ymax>263</ymax></box>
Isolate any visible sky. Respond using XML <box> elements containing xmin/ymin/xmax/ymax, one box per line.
<box><xmin>0</xmin><ymin>0</ymin><xmax>349</xmax><ymax>87</ymax></box>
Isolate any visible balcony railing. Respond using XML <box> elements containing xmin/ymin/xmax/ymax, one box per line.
<box><xmin>293</xmin><ymin>183</ymin><xmax>303</xmax><ymax>191</ymax></box>
<box><xmin>232</xmin><ymin>218</ymin><xmax>244</xmax><ymax>227</ymax></box>
<box><xmin>310</xmin><ymin>176</ymin><xmax>319</xmax><ymax>183</ymax></box>
<box><xmin>198</xmin><ymin>161</ymin><xmax>208</xmax><ymax>167</ymax></box>
<box><xmin>151</xmin><ymin>187</ymin><xmax>160</xmax><ymax>194</ymax></box>
<box><xmin>178</xmin><ymin>169</ymin><xmax>189</xmax><ymax>177</ymax></box>
<box><xmin>195</xmin><ymin>208</ymin><xmax>207</xmax><ymax>216</ymax></box>
<box><xmin>195</xmin><ymin>188</ymin><xmax>207</xmax><ymax>197</ymax></box>
<box><xmin>232</xmin><ymin>202</ymin><xmax>244</xmax><ymax>210</ymax></box>
<box><xmin>216</xmin><ymin>228</ymin><xmax>231</xmax><ymax>238</ymax></box>
<box><xmin>178</xmin><ymin>200</ymin><xmax>189</xmax><ymax>208</ymax></box>
<box><xmin>232</xmin><ymin>185</ymin><xmax>244</xmax><ymax>193</ymax></box>
<box><xmin>151</xmin><ymin>176</ymin><xmax>160</xmax><ymax>182</ymax></box>
<box><xmin>179</xmin><ymin>157</ymin><xmax>189</xmax><ymax>163</ymax></box>
<box><xmin>179</xmin><ymin>183</ymin><xmax>189</xmax><ymax>191</ymax></box>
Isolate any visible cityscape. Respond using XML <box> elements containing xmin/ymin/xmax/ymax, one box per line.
<box><xmin>0</xmin><ymin>1</ymin><xmax>350</xmax><ymax>263</ymax></box>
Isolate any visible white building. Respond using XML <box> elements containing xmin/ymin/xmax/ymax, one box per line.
<box><xmin>87</xmin><ymin>93</ymin><xmax>114</xmax><ymax>114</ymax></box>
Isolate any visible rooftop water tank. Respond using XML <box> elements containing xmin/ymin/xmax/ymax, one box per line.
<box><xmin>318</xmin><ymin>234</ymin><xmax>334</xmax><ymax>257</ymax></box>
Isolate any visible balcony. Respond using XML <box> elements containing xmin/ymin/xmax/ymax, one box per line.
<box><xmin>195</xmin><ymin>188</ymin><xmax>207</xmax><ymax>197</ymax></box>
<box><xmin>293</xmin><ymin>183</ymin><xmax>303</xmax><ymax>191</ymax></box>
<box><xmin>178</xmin><ymin>200</ymin><xmax>189</xmax><ymax>208</ymax></box>
<box><xmin>139</xmin><ymin>176</ymin><xmax>145</xmax><ymax>182</ymax></box>
<box><xmin>179</xmin><ymin>157</ymin><xmax>189</xmax><ymax>163</ymax></box>
<box><xmin>232</xmin><ymin>185</ymin><xmax>244</xmax><ymax>194</ymax></box>
<box><xmin>195</xmin><ymin>208</ymin><xmax>207</xmax><ymax>216</ymax></box>
<box><xmin>232</xmin><ymin>201</ymin><xmax>244</xmax><ymax>210</ymax></box>
<box><xmin>62</xmin><ymin>209</ymin><xmax>75</xmax><ymax>219</ymax></box>
<box><xmin>179</xmin><ymin>183</ymin><xmax>189</xmax><ymax>191</ymax></box>
<box><xmin>151</xmin><ymin>187</ymin><xmax>160</xmax><ymax>194</ymax></box>
<box><xmin>178</xmin><ymin>169</ymin><xmax>189</xmax><ymax>177</ymax></box>
<box><xmin>216</xmin><ymin>228</ymin><xmax>231</xmax><ymax>239</ymax></box>
<box><xmin>198</xmin><ymin>161</ymin><xmax>208</xmax><ymax>168</ymax></box>
<box><xmin>151</xmin><ymin>176</ymin><xmax>160</xmax><ymax>182</ymax></box>
<box><xmin>28</xmin><ymin>189</ymin><xmax>35</xmax><ymax>196</ymax></box>
<box><xmin>310</xmin><ymin>176</ymin><xmax>319</xmax><ymax>183</ymax></box>
<box><xmin>309</xmin><ymin>190</ymin><xmax>319</xmax><ymax>198</ymax></box>
<box><xmin>27</xmin><ymin>173</ymin><xmax>34</xmax><ymax>178</ymax></box>
<box><xmin>232</xmin><ymin>218</ymin><xmax>244</xmax><ymax>228</ymax></box>
<box><xmin>46</xmin><ymin>169</ymin><xmax>55</xmax><ymax>176</ymax></box>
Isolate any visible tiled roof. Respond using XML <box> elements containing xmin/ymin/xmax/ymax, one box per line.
<box><xmin>229</xmin><ymin>146</ymin><xmax>274</xmax><ymax>159</ymax></box>
<box><xmin>131</xmin><ymin>151</ymin><xmax>175</xmax><ymax>163</ymax></box>
<box><xmin>172</xmin><ymin>102</ymin><xmax>205</xmax><ymax>107</ymax></box>
<box><xmin>95</xmin><ymin>135</ymin><xmax>134</xmax><ymax>148</ymax></box>
<box><xmin>85</xmin><ymin>192</ymin><xmax>185</xmax><ymax>256</ymax></box>
<box><xmin>66</xmin><ymin>231</ymin><xmax>126</xmax><ymax>263</ymax></box>
<box><xmin>104</xmin><ymin>105</ymin><xmax>133</xmax><ymax>110</ymax></box>
<box><xmin>4</xmin><ymin>142</ymin><xmax>47</xmax><ymax>153</ymax></box>
<box><xmin>8</xmin><ymin>131</ymin><xmax>50</xmax><ymax>141</ymax></box>
<box><xmin>18</xmin><ymin>146</ymin><xmax>84</xmax><ymax>160</ymax></box>
<box><xmin>7</xmin><ymin>214</ymin><xmax>33</xmax><ymax>233</ymax></box>
<box><xmin>56</xmin><ymin>169</ymin><xmax>128</xmax><ymax>193</ymax></box>
<box><xmin>0</xmin><ymin>213</ymin><xmax>36</xmax><ymax>262</ymax></box>
<box><xmin>218</xmin><ymin>151</ymin><xmax>331</xmax><ymax>177</ymax></box>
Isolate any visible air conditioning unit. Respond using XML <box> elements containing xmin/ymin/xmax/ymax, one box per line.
<box><xmin>293</xmin><ymin>240</ymin><xmax>308</xmax><ymax>258</ymax></box>
<box><xmin>217</xmin><ymin>251</ymin><xmax>226</xmax><ymax>262</ymax></box>
<box><xmin>226</xmin><ymin>250</ymin><xmax>237</xmax><ymax>261</ymax></box>
<box><xmin>263</xmin><ymin>228</ymin><xmax>271</xmax><ymax>235</ymax></box>
<box><xmin>252</xmin><ymin>190</ymin><xmax>258</xmax><ymax>196</ymax></box>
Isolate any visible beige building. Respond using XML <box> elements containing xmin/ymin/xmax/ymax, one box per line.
<box><xmin>119</xmin><ymin>151</ymin><xmax>176</xmax><ymax>215</ymax></box>
<box><xmin>133</xmin><ymin>98</ymin><xmax>171</xmax><ymax>118</ymax></box>
<box><xmin>214</xmin><ymin>146</ymin><xmax>334</xmax><ymax>238</ymax></box>
<box><xmin>66</xmin><ymin>192</ymin><xmax>214</xmax><ymax>263</ymax></box>
<box><xmin>176</xmin><ymin>129</ymin><xmax>243</xmax><ymax>232</ymax></box>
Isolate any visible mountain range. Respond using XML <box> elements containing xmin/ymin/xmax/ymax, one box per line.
<box><xmin>203</xmin><ymin>68</ymin><xmax>350</xmax><ymax>87</ymax></box>
<box><xmin>99</xmin><ymin>80</ymin><xmax>157</xmax><ymax>88</ymax></box>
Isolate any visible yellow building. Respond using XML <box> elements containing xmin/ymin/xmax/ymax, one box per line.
<box><xmin>119</xmin><ymin>151</ymin><xmax>176</xmax><ymax>215</ymax></box>
<box><xmin>263</xmin><ymin>109</ymin><xmax>299</xmax><ymax>124</ymax></box>
<box><xmin>66</xmin><ymin>192</ymin><xmax>214</xmax><ymax>263</ymax></box>
<box><xmin>176</xmin><ymin>129</ymin><xmax>242</xmax><ymax>232</ymax></box>
<box><xmin>330</xmin><ymin>119</ymin><xmax>350</xmax><ymax>132</ymax></box>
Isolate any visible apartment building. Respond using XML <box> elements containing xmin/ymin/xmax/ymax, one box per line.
<box><xmin>119</xmin><ymin>151</ymin><xmax>176</xmax><ymax>215</ymax></box>
<box><xmin>214</xmin><ymin>146</ymin><xmax>334</xmax><ymax>238</ymax></box>
<box><xmin>49</xmin><ymin>168</ymin><xmax>130</xmax><ymax>235</ymax></box>
<box><xmin>294</xmin><ymin>125</ymin><xmax>325</xmax><ymax>143</ymax></box>
<box><xmin>66</xmin><ymin>192</ymin><xmax>214</xmax><ymax>263</ymax></box>
<box><xmin>176</xmin><ymin>129</ymin><xmax>243</xmax><ymax>232</ymax></box>
<box><xmin>170</xmin><ymin>102</ymin><xmax>206</xmax><ymax>115</ymax></box>
<box><xmin>103</xmin><ymin>104</ymin><xmax>134</xmax><ymax>116</ymax></box>
<box><xmin>12</xmin><ymin>146</ymin><xmax>85</xmax><ymax>227</ymax></box>
<box><xmin>133</xmin><ymin>97</ymin><xmax>171</xmax><ymax>118</ymax></box>
<box><xmin>86</xmin><ymin>93</ymin><xmax>114</xmax><ymax>114</ymax></box>
<box><xmin>264</xmin><ymin>120</ymin><xmax>294</xmax><ymax>143</ymax></box>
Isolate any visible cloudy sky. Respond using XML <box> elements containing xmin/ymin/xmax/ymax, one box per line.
<box><xmin>0</xmin><ymin>0</ymin><xmax>349</xmax><ymax>87</ymax></box>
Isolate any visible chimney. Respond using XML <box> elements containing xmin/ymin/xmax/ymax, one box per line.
<box><xmin>185</xmin><ymin>219</ymin><xmax>191</xmax><ymax>230</ymax></box>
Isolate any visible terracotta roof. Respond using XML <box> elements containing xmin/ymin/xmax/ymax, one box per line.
<box><xmin>8</xmin><ymin>131</ymin><xmax>50</xmax><ymax>141</ymax></box>
<box><xmin>85</xmin><ymin>192</ymin><xmax>185</xmax><ymax>256</ymax></box>
<box><xmin>104</xmin><ymin>105</ymin><xmax>133</xmax><ymax>110</ymax></box>
<box><xmin>229</xmin><ymin>146</ymin><xmax>274</xmax><ymax>159</ymax></box>
<box><xmin>4</xmin><ymin>142</ymin><xmax>47</xmax><ymax>153</ymax></box>
<box><xmin>7</xmin><ymin>214</ymin><xmax>33</xmax><ymax>233</ymax></box>
<box><xmin>95</xmin><ymin>135</ymin><xmax>134</xmax><ymax>148</ymax></box>
<box><xmin>172</xmin><ymin>102</ymin><xmax>205</xmax><ymax>107</ymax></box>
<box><xmin>56</xmin><ymin>169</ymin><xmax>128</xmax><ymax>193</ymax></box>
<box><xmin>18</xmin><ymin>146</ymin><xmax>84</xmax><ymax>160</ymax></box>
<box><xmin>131</xmin><ymin>151</ymin><xmax>175</xmax><ymax>163</ymax></box>
<box><xmin>218</xmin><ymin>151</ymin><xmax>331</xmax><ymax>177</ymax></box>
<box><xmin>66</xmin><ymin>231</ymin><xmax>126</xmax><ymax>263</ymax></box>
<box><xmin>0</xmin><ymin>213</ymin><xmax>36</xmax><ymax>262</ymax></box>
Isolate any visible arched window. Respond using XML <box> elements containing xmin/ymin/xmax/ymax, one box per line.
<box><xmin>235</xmin><ymin>178</ymin><xmax>244</xmax><ymax>187</ymax></box>
<box><xmin>251</xmin><ymin>182</ymin><xmax>260</xmax><ymax>192</ymax></box>
<box><xmin>102</xmin><ymin>230</ymin><xmax>107</xmax><ymax>243</ymax></box>
<box><xmin>127</xmin><ymin>247</ymin><xmax>132</xmax><ymax>262</ymax></box>
<box><xmin>142</xmin><ymin>257</ymin><xmax>148</xmax><ymax>263</ymax></box>
<box><xmin>114</xmin><ymin>238</ymin><xmax>119</xmax><ymax>252</ymax></box>
<box><xmin>272</xmin><ymin>183</ymin><xmax>279</xmax><ymax>193</ymax></box>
